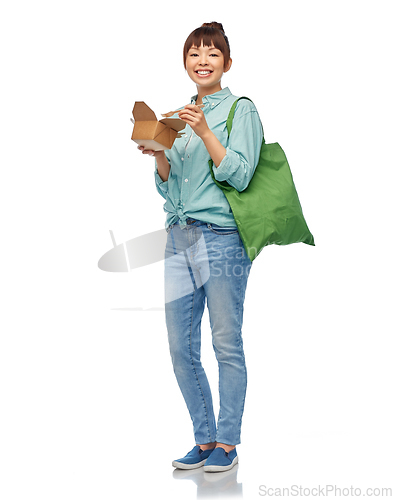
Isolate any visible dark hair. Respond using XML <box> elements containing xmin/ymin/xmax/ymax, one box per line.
<box><xmin>183</xmin><ymin>22</ymin><xmax>231</xmax><ymax>69</ymax></box>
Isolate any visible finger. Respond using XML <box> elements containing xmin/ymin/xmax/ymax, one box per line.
<box><xmin>139</xmin><ymin>147</ymin><xmax>155</xmax><ymax>155</ymax></box>
<box><xmin>178</xmin><ymin>108</ymin><xmax>197</xmax><ymax>117</ymax></box>
<box><xmin>184</xmin><ymin>104</ymin><xmax>204</xmax><ymax>112</ymax></box>
<box><xmin>179</xmin><ymin>116</ymin><xmax>196</xmax><ymax>126</ymax></box>
<box><xmin>178</xmin><ymin>111</ymin><xmax>198</xmax><ymax>121</ymax></box>
<box><xmin>182</xmin><ymin>107</ymin><xmax>199</xmax><ymax>116</ymax></box>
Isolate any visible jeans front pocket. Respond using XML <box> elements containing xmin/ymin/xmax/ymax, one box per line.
<box><xmin>207</xmin><ymin>223</ymin><xmax>238</xmax><ymax>235</ymax></box>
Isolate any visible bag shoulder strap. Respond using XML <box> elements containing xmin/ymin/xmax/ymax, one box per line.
<box><xmin>227</xmin><ymin>96</ymin><xmax>265</xmax><ymax>145</ymax></box>
<box><xmin>226</xmin><ymin>97</ymin><xmax>252</xmax><ymax>137</ymax></box>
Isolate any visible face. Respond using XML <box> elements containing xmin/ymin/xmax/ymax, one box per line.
<box><xmin>185</xmin><ymin>44</ymin><xmax>232</xmax><ymax>91</ymax></box>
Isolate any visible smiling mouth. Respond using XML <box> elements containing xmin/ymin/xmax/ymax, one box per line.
<box><xmin>195</xmin><ymin>70</ymin><xmax>213</xmax><ymax>76</ymax></box>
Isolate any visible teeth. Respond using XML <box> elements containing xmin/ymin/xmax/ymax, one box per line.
<box><xmin>197</xmin><ymin>71</ymin><xmax>211</xmax><ymax>75</ymax></box>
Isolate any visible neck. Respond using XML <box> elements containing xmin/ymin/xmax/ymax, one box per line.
<box><xmin>195</xmin><ymin>83</ymin><xmax>222</xmax><ymax>105</ymax></box>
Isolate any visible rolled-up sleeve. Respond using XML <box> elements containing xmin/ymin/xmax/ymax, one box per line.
<box><xmin>154</xmin><ymin>151</ymin><xmax>170</xmax><ymax>199</ymax></box>
<box><xmin>213</xmin><ymin>101</ymin><xmax>263</xmax><ymax>192</ymax></box>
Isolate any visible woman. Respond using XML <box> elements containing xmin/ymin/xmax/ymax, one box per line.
<box><xmin>138</xmin><ymin>22</ymin><xmax>263</xmax><ymax>472</ymax></box>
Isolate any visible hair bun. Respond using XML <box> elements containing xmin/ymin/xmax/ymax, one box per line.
<box><xmin>201</xmin><ymin>22</ymin><xmax>225</xmax><ymax>34</ymax></box>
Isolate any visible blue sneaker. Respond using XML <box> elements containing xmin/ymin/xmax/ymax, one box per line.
<box><xmin>203</xmin><ymin>447</ymin><xmax>238</xmax><ymax>472</ymax></box>
<box><xmin>172</xmin><ymin>445</ymin><xmax>215</xmax><ymax>470</ymax></box>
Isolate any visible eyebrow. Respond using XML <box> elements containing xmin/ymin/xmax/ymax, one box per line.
<box><xmin>190</xmin><ymin>46</ymin><xmax>220</xmax><ymax>50</ymax></box>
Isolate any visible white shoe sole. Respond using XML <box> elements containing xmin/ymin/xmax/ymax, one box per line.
<box><xmin>172</xmin><ymin>458</ymin><xmax>207</xmax><ymax>470</ymax></box>
<box><xmin>204</xmin><ymin>455</ymin><xmax>238</xmax><ymax>472</ymax></box>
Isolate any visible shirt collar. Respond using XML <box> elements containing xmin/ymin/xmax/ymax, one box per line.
<box><xmin>191</xmin><ymin>87</ymin><xmax>232</xmax><ymax>107</ymax></box>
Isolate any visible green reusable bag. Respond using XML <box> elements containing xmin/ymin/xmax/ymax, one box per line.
<box><xmin>209</xmin><ymin>97</ymin><xmax>315</xmax><ymax>261</ymax></box>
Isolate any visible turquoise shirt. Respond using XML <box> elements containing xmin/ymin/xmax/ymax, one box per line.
<box><xmin>154</xmin><ymin>87</ymin><xmax>263</xmax><ymax>228</ymax></box>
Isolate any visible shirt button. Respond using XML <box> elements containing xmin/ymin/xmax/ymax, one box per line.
<box><xmin>181</xmin><ymin>157</ymin><xmax>184</xmax><ymax>161</ymax></box>
<box><xmin>211</xmin><ymin>103</ymin><xmax>215</xmax><ymax>106</ymax></box>
<box><xmin>184</xmin><ymin>179</ymin><xmax>188</xmax><ymax>182</ymax></box>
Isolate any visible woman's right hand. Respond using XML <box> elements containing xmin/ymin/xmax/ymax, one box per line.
<box><xmin>137</xmin><ymin>146</ymin><xmax>165</xmax><ymax>158</ymax></box>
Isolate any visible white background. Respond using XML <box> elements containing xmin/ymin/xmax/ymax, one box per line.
<box><xmin>1</xmin><ymin>1</ymin><xmax>392</xmax><ymax>498</ymax></box>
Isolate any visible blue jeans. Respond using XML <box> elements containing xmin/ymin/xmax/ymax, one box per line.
<box><xmin>164</xmin><ymin>218</ymin><xmax>252</xmax><ymax>446</ymax></box>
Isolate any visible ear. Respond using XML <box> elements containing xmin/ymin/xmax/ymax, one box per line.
<box><xmin>224</xmin><ymin>58</ymin><xmax>232</xmax><ymax>73</ymax></box>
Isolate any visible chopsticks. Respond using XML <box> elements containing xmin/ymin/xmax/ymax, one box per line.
<box><xmin>161</xmin><ymin>103</ymin><xmax>204</xmax><ymax>118</ymax></box>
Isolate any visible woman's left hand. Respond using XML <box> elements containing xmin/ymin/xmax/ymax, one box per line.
<box><xmin>178</xmin><ymin>104</ymin><xmax>209</xmax><ymax>139</ymax></box>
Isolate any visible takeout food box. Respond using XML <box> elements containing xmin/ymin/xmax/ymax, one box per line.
<box><xmin>131</xmin><ymin>101</ymin><xmax>186</xmax><ymax>151</ymax></box>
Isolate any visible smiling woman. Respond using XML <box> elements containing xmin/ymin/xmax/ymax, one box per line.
<box><xmin>137</xmin><ymin>20</ymin><xmax>264</xmax><ymax>474</ymax></box>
